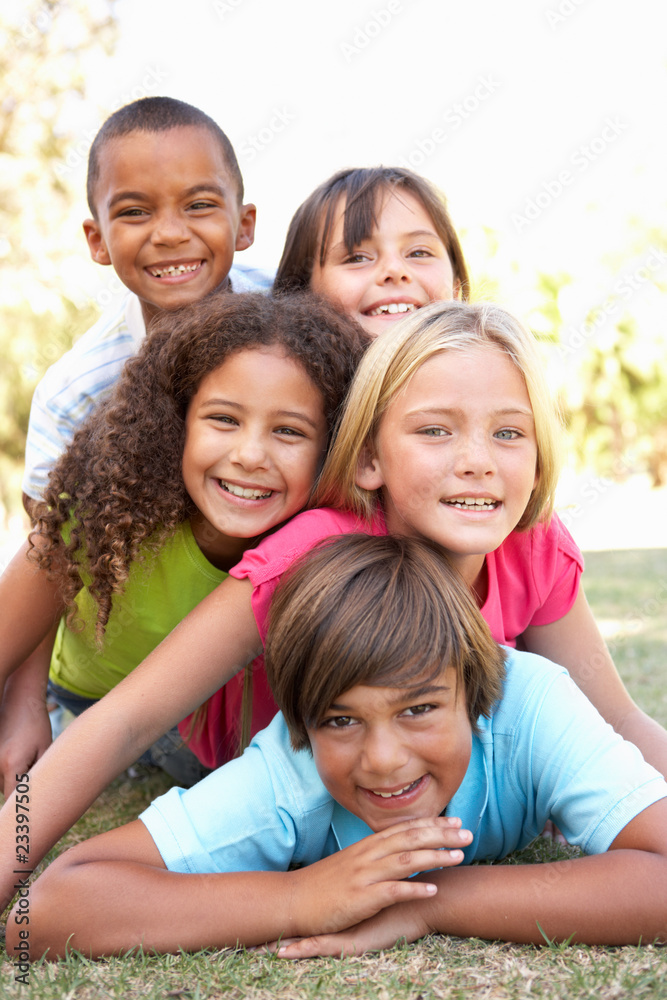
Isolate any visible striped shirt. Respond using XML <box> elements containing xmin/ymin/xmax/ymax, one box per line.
<box><xmin>22</xmin><ymin>263</ymin><xmax>274</xmax><ymax>500</ymax></box>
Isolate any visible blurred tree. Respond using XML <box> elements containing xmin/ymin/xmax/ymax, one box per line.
<box><xmin>526</xmin><ymin>230</ymin><xmax>667</xmax><ymax>487</ymax></box>
<box><xmin>0</xmin><ymin>0</ymin><xmax>118</xmax><ymax>518</ymax></box>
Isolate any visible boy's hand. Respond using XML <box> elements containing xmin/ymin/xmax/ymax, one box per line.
<box><xmin>286</xmin><ymin>816</ymin><xmax>469</xmax><ymax>939</ymax></box>
<box><xmin>270</xmin><ymin>897</ymin><xmax>433</xmax><ymax>959</ymax></box>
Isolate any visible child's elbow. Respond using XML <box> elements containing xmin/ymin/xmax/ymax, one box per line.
<box><xmin>6</xmin><ymin>856</ymin><xmax>80</xmax><ymax>961</ymax></box>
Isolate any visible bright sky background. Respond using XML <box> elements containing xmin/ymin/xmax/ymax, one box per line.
<box><xmin>4</xmin><ymin>0</ymin><xmax>667</xmax><ymax>553</ymax></box>
<box><xmin>62</xmin><ymin>0</ymin><xmax>667</xmax><ymax>313</ymax></box>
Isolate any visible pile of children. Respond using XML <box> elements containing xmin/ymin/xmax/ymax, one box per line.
<box><xmin>1</xmin><ymin>96</ymin><xmax>666</xmax><ymax>958</ymax></box>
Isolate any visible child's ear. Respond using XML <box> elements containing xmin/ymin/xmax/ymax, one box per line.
<box><xmin>83</xmin><ymin>219</ymin><xmax>111</xmax><ymax>265</ymax></box>
<box><xmin>355</xmin><ymin>443</ymin><xmax>385</xmax><ymax>490</ymax></box>
<box><xmin>235</xmin><ymin>203</ymin><xmax>256</xmax><ymax>252</ymax></box>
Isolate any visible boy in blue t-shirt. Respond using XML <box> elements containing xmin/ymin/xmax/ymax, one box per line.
<box><xmin>11</xmin><ymin>533</ymin><xmax>667</xmax><ymax>958</ymax></box>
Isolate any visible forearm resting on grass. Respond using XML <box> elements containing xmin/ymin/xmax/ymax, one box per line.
<box><xmin>276</xmin><ymin>799</ymin><xmax>667</xmax><ymax>957</ymax></box>
<box><xmin>0</xmin><ymin>575</ymin><xmax>261</xmax><ymax>911</ymax></box>
<box><xmin>7</xmin><ymin>816</ymin><xmax>470</xmax><ymax>959</ymax></box>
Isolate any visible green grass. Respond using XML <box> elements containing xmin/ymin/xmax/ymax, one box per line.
<box><xmin>1</xmin><ymin>548</ymin><xmax>666</xmax><ymax>998</ymax></box>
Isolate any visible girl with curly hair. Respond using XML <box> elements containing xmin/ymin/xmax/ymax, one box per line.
<box><xmin>0</xmin><ymin>290</ymin><xmax>368</xmax><ymax>797</ymax></box>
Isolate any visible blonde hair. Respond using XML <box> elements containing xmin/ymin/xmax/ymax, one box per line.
<box><xmin>314</xmin><ymin>300</ymin><xmax>561</xmax><ymax>531</ymax></box>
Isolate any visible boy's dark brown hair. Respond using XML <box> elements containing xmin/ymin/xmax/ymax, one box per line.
<box><xmin>86</xmin><ymin>96</ymin><xmax>244</xmax><ymax>214</ymax></box>
<box><xmin>30</xmin><ymin>292</ymin><xmax>369</xmax><ymax>641</ymax></box>
<box><xmin>273</xmin><ymin>167</ymin><xmax>470</xmax><ymax>300</ymax></box>
<box><xmin>265</xmin><ymin>533</ymin><xmax>506</xmax><ymax>750</ymax></box>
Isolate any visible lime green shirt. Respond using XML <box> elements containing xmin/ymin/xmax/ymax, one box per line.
<box><xmin>49</xmin><ymin>521</ymin><xmax>227</xmax><ymax>699</ymax></box>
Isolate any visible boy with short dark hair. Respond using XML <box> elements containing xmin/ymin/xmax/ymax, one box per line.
<box><xmin>13</xmin><ymin>534</ymin><xmax>667</xmax><ymax>958</ymax></box>
<box><xmin>23</xmin><ymin>95</ymin><xmax>271</xmax><ymax>503</ymax></box>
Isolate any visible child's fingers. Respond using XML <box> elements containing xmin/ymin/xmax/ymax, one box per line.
<box><xmin>277</xmin><ymin>933</ymin><xmax>360</xmax><ymax>959</ymax></box>
<box><xmin>372</xmin><ymin>822</ymin><xmax>472</xmax><ymax>868</ymax></box>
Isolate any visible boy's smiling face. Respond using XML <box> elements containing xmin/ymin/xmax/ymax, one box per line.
<box><xmin>307</xmin><ymin>666</ymin><xmax>472</xmax><ymax>833</ymax></box>
<box><xmin>83</xmin><ymin>126</ymin><xmax>256</xmax><ymax>323</ymax></box>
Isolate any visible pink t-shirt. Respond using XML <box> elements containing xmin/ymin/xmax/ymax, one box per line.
<box><xmin>182</xmin><ymin>507</ymin><xmax>583</xmax><ymax>767</ymax></box>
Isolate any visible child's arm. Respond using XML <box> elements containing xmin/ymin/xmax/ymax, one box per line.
<box><xmin>521</xmin><ymin>586</ymin><xmax>667</xmax><ymax>777</ymax></box>
<box><xmin>0</xmin><ymin>544</ymin><xmax>65</xmax><ymax>794</ymax></box>
<box><xmin>0</xmin><ymin>627</ymin><xmax>56</xmax><ymax>795</ymax></box>
<box><xmin>0</xmin><ymin>574</ymin><xmax>261</xmax><ymax>911</ymax></box>
<box><xmin>6</xmin><ymin>815</ymin><xmax>468</xmax><ymax>958</ymax></box>
<box><xmin>273</xmin><ymin>797</ymin><xmax>667</xmax><ymax>957</ymax></box>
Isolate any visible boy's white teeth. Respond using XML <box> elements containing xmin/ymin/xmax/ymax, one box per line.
<box><xmin>372</xmin><ymin>778</ymin><xmax>420</xmax><ymax>798</ymax></box>
<box><xmin>368</xmin><ymin>302</ymin><xmax>417</xmax><ymax>317</ymax></box>
<box><xmin>150</xmin><ymin>262</ymin><xmax>200</xmax><ymax>277</ymax></box>
<box><xmin>220</xmin><ymin>481</ymin><xmax>272</xmax><ymax>499</ymax></box>
<box><xmin>446</xmin><ymin>497</ymin><xmax>498</xmax><ymax>509</ymax></box>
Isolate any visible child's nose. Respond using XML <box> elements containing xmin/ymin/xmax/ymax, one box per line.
<box><xmin>454</xmin><ymin>433</ymin><xmax>496</xmax><ymax>477</ymax></box>
<box><xmin>360</xmin><ymin>726</ymin><xmax>410</xmax><ymax>777</ymax></box>
<box><xmin>150</xmin><ymin>211</ymin><xmax>190</xmax><ymax>247</ymax></box>
<box><xmin>378</xmin><ymin>252</ymin><xmax>411</xmax><ymax>284</ymax></box>
<box><xmin>231</xmin><ymin>432</ymin><xmax>269</xmax><ymax>471</ymax></box>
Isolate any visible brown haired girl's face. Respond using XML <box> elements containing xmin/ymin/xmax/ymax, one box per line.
<box><xmin>182</xmin><ymin>347</ymin><xmax>327</xmax><ymax>569</ymax></box>
<box><xmin>310</xmin><ymin>191</ymin><xmax>460</xmax><ymax>339</ymax></box>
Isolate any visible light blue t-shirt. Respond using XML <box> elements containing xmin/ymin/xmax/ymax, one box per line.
<box><xmin>141</xmin><ymin>650</ymin><xmax>667</xmax><ymax>874</ymax></box>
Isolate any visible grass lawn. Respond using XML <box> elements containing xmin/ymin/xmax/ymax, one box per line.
<box><xmin>1</xmin><ymin>547</ymin><xmax>666</xmax><ymax>999</ymax></box>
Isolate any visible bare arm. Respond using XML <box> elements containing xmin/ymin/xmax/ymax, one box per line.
<box><xmin>275</xmin><ymin>797</ymin><xmax>667</xmax><ymax>957</ymax></box>
<box><xmin>8</xmin><ymin>816</ymin><xmax>470</xmax><ymax>959</ymax></box>
<box><xmin>521</xmin><ymin>586</ymin><xmax>667</xmax><ymax>778</ymax></box>
<box><xmin>0</xmin><ymin>574</ymin><xmax>261</xmax><ymax>911</ymax></box>
<box><xmin>0</xmin><ymin>541</ymin><xmax>64</xmax><ymax>684</ymax></box>
<box><xmin>0</xmin><ymin>624</ymin><xmax>57</xmax><ymax>796</ymax></box>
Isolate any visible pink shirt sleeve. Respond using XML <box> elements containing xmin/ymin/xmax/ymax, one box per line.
<box><xmin>229</xmin><ymin>508</ymin><xmax>378</xmax><ymax>643</ymax></box>
<box><xmin>482</xmin><ymin>513</ymin><xmax>584</xmax><ymax>646</ymax></box>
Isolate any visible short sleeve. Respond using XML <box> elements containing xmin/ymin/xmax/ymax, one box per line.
<box><xmin>527</xmin><ymin>514</ymin><xmax>584</xmax><ymax>626</ymax></box>
<box><xmin>140</xmin><ymin>714</ymin><xmax>334</xmax><ymax>874</ymax></box>
<box><xmin>229</xmin><ymin>508</ymin><xmax>374</xmax><ymax>642</ymax></box>
<box><xmin>483</xmin><ymin>514</ymin><xmax>584</xmax><ymax>643</ymax></box>
<box><xmin>503</xmin><ymin>661</ymin><xmax>667</xmax><ymax>854</ymax></box>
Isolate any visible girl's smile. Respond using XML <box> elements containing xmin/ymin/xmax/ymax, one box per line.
<box><xmin>310</xmin><ymin>191</ymin><xmax>459</xmax><ymax>338</ymax></box>
<box><xmin>356</xmin><ymin>345</ymin><xmax>538</xmax><ymax>588</ymax></box>
<box><xmin>182</xmin><ymin>347</ymin><xmax>328</xmax><ymax>570</ymax></box>
<box><xmin>308</xmin><ymin>667</ymin><xmax>471</xmax><ymax>833</ymax></box>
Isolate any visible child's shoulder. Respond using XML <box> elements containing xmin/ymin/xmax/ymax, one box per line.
<box><xmin>230</xmin><ymin>508</ymin><xmax>380</xmax><ymax>586</ymax></box>
<box><xmin>500</xmin><ymin>512</ymin><xmax>583</xmax><ymax>568</ymax></box>
<box><xmin>492</xmin><ymin>647</ymin><xmax>569</xmax><ymax>725</ymax></box>
<box><xmin>35</xmin><ymin>293</ymin><xmax>145</xmax><ymax>396</ymax></box>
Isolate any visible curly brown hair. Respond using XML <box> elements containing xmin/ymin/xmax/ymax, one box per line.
<box><xmin>30</xmin><ymin>291</ymin><xmax>369</xmax><ymax>641</ymax></box>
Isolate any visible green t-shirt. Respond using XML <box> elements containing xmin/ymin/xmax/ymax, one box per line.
<box><xmin>49</xmin><ymin>521</ymin><xmax>227</xmax><ymax>699</ymax></box>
